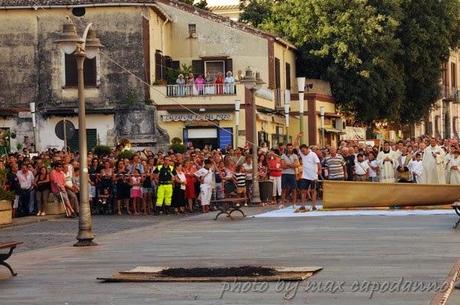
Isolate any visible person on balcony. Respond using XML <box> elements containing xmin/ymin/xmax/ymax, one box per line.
<box><xmin>205</xmin><ymin>71</ymin><xmax>214</xmax><ymax>95</ymax></box>
<box><xmin>176</xmin><ymin>74</ymin><xmax>185</xmax><ymax>96</ymax></box>
<box><xmin>215</xmin><ymin>72</ymin><xmax>224</xmax><ymax>95</ymax></box>
<box><xmin>187</xmin><ymin>73</ymin><xmax>198</xmax><ymax>96</ymax></box>
<box><xmin>195</xmin><ymin>74</ymin><xmax>205</xmax><ymax>95</ymax></box>
<box><xmin>224</xmin><ymin>71</ymin><xmax>235</xmax><ymax>94</ymax></box>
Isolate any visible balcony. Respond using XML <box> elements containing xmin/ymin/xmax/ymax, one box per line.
<box><xmin>166</xmin><ymin>84</ymin><xmax>236</xmax><ymax>97</ymax></box>
<box><xmin>443</xmin><ymin>86</ymin><xmax>460</xmax><ymax>102</ymax></box>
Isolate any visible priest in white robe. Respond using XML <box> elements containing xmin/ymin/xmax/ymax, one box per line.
<box><xmin>377</xmin><ymin>142</ymin><xmax>397</xmax><ymax>183</ymax></box>
<box><xmin>422</xmin><ymin>138</ymin><xmax>446</xmax><ymax>184</ymax></box>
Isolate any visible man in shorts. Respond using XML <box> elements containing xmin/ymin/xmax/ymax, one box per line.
<box><xmin>295</xmin><ymin>133</ymin><xmax>321</xmax><ymax>212</ymax></box>
<box><xmin>280</xmin><ymin>143</ymin><xmax>299</xmax><ymax>208</ymax></box>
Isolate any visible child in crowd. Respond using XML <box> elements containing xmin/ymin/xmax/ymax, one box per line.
<box><xmin>233</xmin><ymin>165</ymin><xmax>247</xmax><ymax>205</ymax></box>
<box><xmin>409</xmin><ymin>153</ymin><xmax>424</xmax><ymax>183</ymax></box>
<box><xmin>130</xmin><ymin>169</ymin><xmax>142</xmax><ymax>215</ymax></box>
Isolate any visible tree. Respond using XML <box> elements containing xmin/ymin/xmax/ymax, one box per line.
<box><xmin>242</xmin><ymin>0</ymin><xmax>460</xmax><ymax>124</ymax></box>
<box><xmin>262</xmin><ymin>0</ymin><xmax>405</xmax><ymax>123</ymax></box>
<box><xmin>239</xmin><ymin>0</ymin><xmax>274</xmax><ymax>27</ymax></box>
<box><xmin>397</xmin><ymin>0</ymin><xmax>460</xmax><ymax>124</ymax></box>
<box><xmin>178</xmin><ymin>0</ymin><xmax>209</xmax><ymax>10</ymax></box>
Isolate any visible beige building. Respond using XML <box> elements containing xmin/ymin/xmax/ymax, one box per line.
<box><xmin>208</xmin><ymin>4</ymin><xmax>241</xmax><ymax>21</ymax></box>
<box><xmin>0</xmin><ymin>0</ymin><xmax>342</xmax><ymax>152</ymax></box>
<box><xmin>412</xmin><ymin>50</ymin><xmax>460</xmax><ymax>139</ymax></box>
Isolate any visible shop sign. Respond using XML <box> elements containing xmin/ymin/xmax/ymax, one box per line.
<box><xmin>161</xmin><ymin>113</ymin><xmax>232</xmax><ymax>122</ymax></box>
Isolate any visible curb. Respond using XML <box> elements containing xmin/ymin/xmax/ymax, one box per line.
<box><xmin>0</xmin><ymin>214</ymin><xmax>65</xmax><ymax>230</ymax></box>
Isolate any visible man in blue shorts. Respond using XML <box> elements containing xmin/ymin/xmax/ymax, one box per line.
<box><xmin>280</xmin><ymin>143</ymin><xmax>299</xmax><ymax>209</ymax></box>
<box><xmin>295</xmin><ymin>133</ymin><xmax>321</xmax><ymax>212</ymax></box>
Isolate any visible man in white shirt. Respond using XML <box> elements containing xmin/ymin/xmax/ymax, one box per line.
<box><xmin>354</xmin><ymin>154</ymin><xmax>369</xmax><ymax>181</ymax></box>
<box><xmin>16</xmin><ymin>163</ymin><xmax>35</xmax><ymax>215</ymax></box>
<box><xmin>296</xmin><ymin>142</ymin><xmax>321</xmax><ymax>212</ymax></box>
<box><xmin>194</xmin><ymin>159</ymin><xmax>214</xmax><ymax>213</ymax></box>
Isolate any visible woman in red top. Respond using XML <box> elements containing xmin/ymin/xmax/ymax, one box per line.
<box><xmin>184</xmin><ymin>161</ymin><xmax>197</xmax><ymax>212</ymax></box>
<box><xmin>215</xmin><ymin>72</ymin><xmax>224</xmax><ymax>95</ymax></box>
<box><xmin>267</xmin><ymin>151</ymin><xmax>282</xmax><ymax>205</ymax></box>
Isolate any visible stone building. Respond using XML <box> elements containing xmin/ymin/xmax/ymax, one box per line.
<box><xmin>0</xmin><ymin>0</ymin><xmax>342</xmax><ymax>152</ymax></box>
<box><xmin>412</xmin><ymin>50</ymin><xmax>460</xmax><ymax>139</ymax></box>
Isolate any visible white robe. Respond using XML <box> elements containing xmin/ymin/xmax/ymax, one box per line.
<box><xmin>445</xmin><ymin>153</ymin><xmax>453</xmax><ymax>184</ymax></box>
<box><xmin>448</xmin><ymin>157</ymin><xmax>460</xmax><ymax>185</ymax></box>
<box><xmin>408</xmin><ymin>160</ymin><xmax>424</xmax><ymax>184</ymax></box>
<box><xmin>377</xmin><ymin>150</ymin><xmax>397</xmax><ymax>183</ymax></box>
<box><xmin>422</xmin><ymin>145</ymin><xmax>446</xmax><ymax>184</ymax></box>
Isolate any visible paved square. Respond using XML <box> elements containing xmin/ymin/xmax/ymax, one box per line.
<box><xmin>1</xmin><ymin>211</ymin><xmax>459</xmax><ymax>305</ymax></box>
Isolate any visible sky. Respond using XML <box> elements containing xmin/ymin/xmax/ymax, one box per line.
<box><xmin>206</xmin><ymin>0</ymin><xmax>239</xmax><ymax>6</ymax></box>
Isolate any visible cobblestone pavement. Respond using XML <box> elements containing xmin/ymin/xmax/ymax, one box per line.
<box><xmin>0</xmin><ymin>207</ymin><xmax>271</xmax><ymax>253</ymax></box>
<box><xmin>0</xmin><ymin>214</ymin><xmax>182</xmax><ymax>252</ymax></box>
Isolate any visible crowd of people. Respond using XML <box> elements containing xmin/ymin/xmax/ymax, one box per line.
<box><xmin>1</xmin><ymin>132</ymin><xmax>459</xmax><ymax>218</ymax></box>
<box><xmin>173</xmin><ymin>71</ymin><xmax>236</xmax><ymax>96</ymax></box>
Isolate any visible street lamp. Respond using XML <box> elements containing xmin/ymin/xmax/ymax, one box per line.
<box><xmin>296</xmin><ymin>77</ymin><xmax>305</xmax><ymax>144</ymax></box>
<box><xmin>284</xmin><ymin>90</ymin><xmax>290</xmax><ymax>142</ymax></box>
<box><xmin>55</xmin><ymin>21</ymin><xmax>102</xmax><ymax>247</ymax></box>
<box><xmin>234</xmin><ymin>99</ymin><xmax>241</xmax><ymax>149</ymax></box>
<box><xmin>320</xmin><ymin>106</ymin><xmax>325</xmax><ymax>146</ymax></box>
<box><xmin>239</xmin><ymin>67</ymin><xmax>265</xmax><ymax>205</ymax></box>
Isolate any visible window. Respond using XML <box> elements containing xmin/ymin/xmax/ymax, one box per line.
<box><xmin>275</xmin><ymin>58</ymin><xmax>281</xmax><ymax>89</ymax></box>
<box><xmin>285</xmin><ymin>63</ymin><xmax>291</xmax><ymax>90</ymax></box>
<box><xmin>72</xmin><ymin>7</ymin><xmax>85</xmax><ymax>17</ymax></box>
<box><xmin>435</xmin><ymin>115</ymin><xmax>440</xmax><ymax>135</ymax></box>
<box><xmin>205</xmin><ymin>61</ymin><xmax>225</xmax><ymax>77</ymax></box>
<box><xmin>451</xmin><ymin>63</ymin><xmax>457</xmax><ymax>88</ymax></box>
<box><xmin>188</xmin><ymin>24</ymin><xmax>197</xmax><ymax>38</ymax></box>
<box><xmin>65</xmin><ymin>54</ymin><xmax>97</xmax><ymax>87</ymax></box>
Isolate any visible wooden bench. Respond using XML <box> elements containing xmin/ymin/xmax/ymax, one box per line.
<box><xmin>452</xmin><ymin>203</ymin><xmax>460</xmax><ymax>229</ymax></box>
<box><xmin>0</xmin><ymin>241</ymin><xmax>22</xmax><ymax>276</ymax></box>
<box><xmin>212</xmin><ymin>198</ymin><xmax>247</xmax><ymax>220</ymax></box>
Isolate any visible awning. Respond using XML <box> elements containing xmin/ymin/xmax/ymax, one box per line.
<box><xmin>319</xmin><ymin>127</ymin><xmax>346</xmax><ymax>134</ymax></box>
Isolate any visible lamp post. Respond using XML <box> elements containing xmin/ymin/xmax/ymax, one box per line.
<box><xmin>29</xmin><ymin>102</ymin><xmax>37</xmax><ymax>152</ymax></box>
<box><xmin>234</xmin><ymin>99</ymin><xmax>241</xmax><ymax>149</ymax></box>
<box><xmin>296</xmin><ymin>77</ymin><xmax>305</xmax><ymax>144</ymax></box>
<box><xmin>239</xmin><ymin>68</ymin><xmax>265</xmax><ymax>205</ymax></box>
<box><xmin>320</xmin><ymin>106</ymin><xmax>325</xmax><ymax>146</ymax></box>
<box><xmin>56</xmin><ymin>22</ymin><xmax>102</xmax><ymax>247</ymax></box>
<box><xmin>284</xmin><ymin>90</ymin><xmax>290</xmax><ymax>142</ymax></box>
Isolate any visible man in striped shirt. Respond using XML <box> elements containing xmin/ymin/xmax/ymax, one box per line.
<box><xmin>324</xmin><ymin>147</ymin><xmax>347</xmax><ymax>180</ymax></box>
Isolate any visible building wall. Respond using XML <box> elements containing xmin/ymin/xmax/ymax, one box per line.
<box><xmin>0</xmin><ymin>7</ymin><xmax>148</xmax><ymax>109</ymax></box>
<box><xmin>156</xmin><ymin>2</ymin><xmax>270</xmax><ymax>84</ymax></box>
<box><xmin>414</xmin><ymin>50</ymin><xmax>460</xmax><ymax>139</ymax></box>
<box><xmin>38</xmin><ymin>114</ymin><xmax>115</xmax><ymax>150</ymax></box>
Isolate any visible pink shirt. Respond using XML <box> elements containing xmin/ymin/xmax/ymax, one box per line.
<box><xmin>49</xmin><ymin>169</ymin><xmax>65</xmax><ymax>193</ymax></box>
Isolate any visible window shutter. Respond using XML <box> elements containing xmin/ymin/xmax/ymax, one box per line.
<box><xmin>275</xmin><ymin>58</ymin><xmax>281</xmax><ymax>89</ymax></box>
<box><xmin>84</xmin><ymin>58</ymin><xmax>97</xmax><ymax>86</ymax></box>
<box><xmin>65</xmin><ymin>54</ymin><xmax>78</xmax><ymax>87</ymax></box>
<box><xmin>192</xmin><ymin>60</ymin><xmax>204</xmax><ymax>76</ymax></box>
<box><xmin>155</xmin><ymin>51</ymin><xmax>162</xmax><ymax>81</ymax></box>
<box><xmin>225</xmin><ymin>58</ymin><xmax>233</xmax><ymax>74</ymax></box>
<box><xmin>285</xmin><ymin>63</ymin><xmax>291</xmax><ymax>90</ymax></box>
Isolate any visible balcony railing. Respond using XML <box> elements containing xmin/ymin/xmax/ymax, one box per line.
<box><xmin>166</xmin><ymin>84</ymin><xmax>236</xmax><ymax>97</ymax></box>
<box><xmin>443</xmin><ymin>86</ymin><xmax>460</xmax><ymax>101</ymax></box>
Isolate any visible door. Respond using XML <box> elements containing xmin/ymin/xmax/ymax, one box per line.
<box><xmin>68</xmin><ymin>129</ymin><xmax>97</xmax><ymax>152</ymax></box>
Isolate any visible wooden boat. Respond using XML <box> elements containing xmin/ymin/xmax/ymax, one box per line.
<box><xmin>322</xmin><ymin>180</ymin><xmax>460</xmax><ymax>209</ymax></box>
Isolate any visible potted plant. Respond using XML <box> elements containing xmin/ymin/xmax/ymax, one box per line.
<box><xmin>0</xmin><ymin>169</ymin><xmax>14</xmax><ymax>224</ymax></box>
